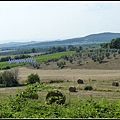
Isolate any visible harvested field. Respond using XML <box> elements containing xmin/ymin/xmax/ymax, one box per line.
<box><xmin>16</xmin><ymin>67</ymin><xmax>120</xmax><ymax>84</ymax></box>
<box><xmin>1</xmin><ymin>66</ymin><xmax>120</xmax><ymax>102</ymax></box>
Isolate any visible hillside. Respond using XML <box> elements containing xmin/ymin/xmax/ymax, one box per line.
<box><xmin>1</xmin><ymin>32</ymin><xmax>120</xmax><ymax>49</ymax></box>
<box><xmin>0</xmin><ymin>41</ymin><xmax>40</xmax><ymax>49</ymax></box>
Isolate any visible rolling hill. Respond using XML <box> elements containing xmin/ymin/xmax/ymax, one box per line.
<box><xmin>0</xmin><ymin>32</ymin><xmax>120</xmax><ymax>49</ymax></box>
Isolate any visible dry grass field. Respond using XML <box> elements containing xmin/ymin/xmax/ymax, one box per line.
<box><xmin>1</xmin><ymin>66</ymin><xmax>120</xmax><ymax>103</ymax></box>
<box><xmin>16</xmin><ymin>67</ymin><xmax>120</xmax><ymax>83</ymax></box>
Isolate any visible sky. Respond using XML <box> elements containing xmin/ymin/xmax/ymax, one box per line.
<box><xmin>0</xmin><ymin>1</ymin><xmax>120</xmax><ymax>43</ymax></box>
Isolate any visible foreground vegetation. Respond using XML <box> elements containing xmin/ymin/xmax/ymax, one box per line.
<box><xmin>1</xmin><ymin>81</ymin><xmax>120</xmax><ymax>118</ymax></box>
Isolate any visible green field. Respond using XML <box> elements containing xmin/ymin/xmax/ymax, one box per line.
<box><xmin>0</xmin><ymin>61</ymin><xmax>26</xmax><ymax>69</ymax></box>
<box><xmin>0</xmin><ymin>51</ymin><xmax>76</xmax><ymax>69</ymax></box>
<box><xmin>35</xmin><ymin>51</ymin><xmax>76</xmax><ymax>62</ymax></box>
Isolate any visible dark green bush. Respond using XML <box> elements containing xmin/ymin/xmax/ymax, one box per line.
<box><xmin>0</xmin><ymin>71</ymin><xmax>18</xmax><ymax>87</ymax></box>
<box><xmin>48</xmin><ymin>80</ymin><xmax>64</xmax><ymax>84</ymax></box>
<box><xmin>26</xmin><ymin>73</ymin><xmax>40</xmax><ymax>84</ymax></box>
<box><xmin>2</xmin><ymin>66</ymin><xmax>11</xmax><ymax>70</ymax></box>
<box><xmin>19</xmin><ymin>82</ymin><xmax>40</xmax><ymax>99</ymax></box>
<box><xmin>57</xmin><ymin>61</ymin><xmax>66</xmax><ymax>69</ymax></box>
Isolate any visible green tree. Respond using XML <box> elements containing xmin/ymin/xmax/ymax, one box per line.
<box><xmin>0</xmin><ymin>71</ymin><xmax>18</xmax><ymax>87</ymax></box>
<box><xmin>57</xmin><ymin>61</ymin><xmax>66</xmax><ymax>69</ymax></box>
<box><xmin>68</xmin><ymin>45</ymin><xmax>76</xmax><ymax>51</ymax></box>
<box><xmin>77</xmin><ymin>60</ymin><xmax>82</xmax><ymax>66</ymax></box>
<box><xmin>26</xmin><ymin>73</ymin><xmax>40</xmax><ymax>84</ymax></box>
<box><xmin>101</xmin><ymin>38</ymin><xmax>120</xmax><ymax>49</ymax></box>
<box><xmin>92</xmin><ymin>55</ymin><xmax>97</xmax><ymax>62</ymax></box>
<box><xmin>113</xmin><ymin>53</ymin><xmax>117</xmax><ymax>59</ymax></box>
<box><xmin>109</xmin><ymin>38</ymin><xmax>120</xmax><ymax>49</ymax></box>
<box><xmin>105</xmin><ymin>52</ymin><xmax>110</xmax><ymax>59</ymax></box>
<box><xmin>100</xmin><ymin>43</ymin><xmax>109</xmax><ymax>48</ymax></box>
<box><xmin>97</xmin><ymin>55</ymin><xmax>104</xmax><ymax>63</ymax></box>
<box><xmin>69</xmin><ymin>58</ymin><xmax>73</xmax><ymax>64</ymax></box>
<box><xmin>32</xmin><ymin>48</ymin><xmax>36</xmax><ymax>53</ymax></box>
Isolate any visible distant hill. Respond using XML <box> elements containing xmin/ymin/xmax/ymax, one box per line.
<box><xmin>0</xmin><ymin>32</ymin><xmax>120</xmax><ymax>49</ymax></box>
<box><xmin>0</xmin><ymin>41</ymin><xmax>40</xmax><ymax>49</ymax></box>
<box><xmin>49</xmin><ymin>32</ymin><xmax>120</xmax><ymax>45</ymax></box>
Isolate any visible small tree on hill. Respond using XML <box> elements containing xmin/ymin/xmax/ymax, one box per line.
<box><xmin>57</xmin><ymin>61</ymin><xmax>66</xmax><ymax>69</ymax></box>
<box><xmin>77</xmin><ymin>60</ymin><xmax>82</xmax><ymax>66</ymax></box>
<box><xmin>105</xmin><ymin>52</ymin><xmax>110</xmax><ymax>59</ymax></box>
<box><xmin>97</xmin><ymin>55</ymin><xmax>104</xmax><ymax>63</ymax></box>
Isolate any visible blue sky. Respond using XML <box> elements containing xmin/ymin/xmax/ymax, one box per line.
<box><xmin>0</xmin><ymin>1</ymin><xmax>120</xmax><ymax>43</ymax></box>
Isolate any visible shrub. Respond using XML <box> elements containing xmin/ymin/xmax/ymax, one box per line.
<box><xmin>16</xmin><ymin>82</ymin><xmax>48</xmax><ymax>100</ymax></box>
<box><xmin>105</xmin><ymin>52</ymin><xmax>110</xmax><ymax>59</ymax></box>
<box><xmin>57</xmin><ymin>61</ymin><xmax>66</xmax><ymax>69</ymax></box>
<box><xmin>0</xmin><ymin>70</ymin><xmax>18</xmax><ymax>87</ymax></box>
<box><xmin>2</xmin><ymin>66</ymin><xmax>11</xmax><ymax>70</ymax></box>
<box><xmin>26</xmin><ymin>73</ymin><xmax>40</xmax><ymax>84</ymax></box>
<box><xmin>48</xmin><ymin>80</ymin><xmax>64</xmax><ymax>84</ymax></box>
<box><xmin>77</xmin><ymin>60</ymin><xmax>82</xmax><ymax>66</ymax></box>
<box><xmin>0</xmin><ymin>84</ymin><xmax>6</xmax><ymax>88</ymax></box>
<box><xmin>84</xmin><ymin>85</ymin><xmax>93</xmax><ymax>90</ymax></box>
<box><xmin>17</xmin><ymin>82</ymin><xmax>42</xmax><ymax>99</ymax></box>
<box><xmin>97</xmin><ymin>55</ymin><xmax>104</xmax><ymax>63</ymax></box>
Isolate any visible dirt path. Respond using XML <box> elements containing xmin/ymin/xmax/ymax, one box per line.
<box><xmin>17</xmin><ymin>67</ymin><xmax>120</xmax><ymax>83</ymax></box>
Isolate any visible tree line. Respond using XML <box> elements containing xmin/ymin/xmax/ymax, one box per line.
<box><xmin>100</xmin><ymin>37</ymin><xmax>120</xmax><ymax>49</ymax></box>
<box><xmin>0</xmin><ymin>54</ymin><xmax>31</xmax><ymax>62</ymax></box>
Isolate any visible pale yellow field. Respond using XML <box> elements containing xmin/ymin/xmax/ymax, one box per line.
<box><xmin>16</xmin><ymin>67</ymin><xmax>120</xmax><ymax>84</ymax></box>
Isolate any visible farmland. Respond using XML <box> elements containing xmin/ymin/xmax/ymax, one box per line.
<box><xmin>35</xmin><ymin>50</ymin><xmax>76</xmax><ymax>62</ymax></box>
<box><xmin>1</xmin><ymin>44</ymin><xmax>120</xmax><ymax>118</ymax></box>
<box><xmin>0</xmin><ymin>51</ymin><xmax>76</xmax><ymax>69</ymax></box>
<box><xmin>1</xmin><ymin>67</ymin><xmax>120</xmax><ymax>118</ymax></box>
